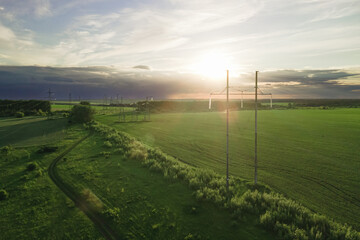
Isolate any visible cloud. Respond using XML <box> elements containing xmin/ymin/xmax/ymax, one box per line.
<box><xmin>0</xmin><ymin>65</ymin><xmax>209</xmax><ymax>99</ymax></box>
<box><xmin>0</xmin><ymin>0</ymin><xmax>358</xmax><ymax>71</ymax></box>
<box><xmin>28</xmin><ymin>0</ymin><xmax>260</xmax><ymax>66</ymax></box>
<box><xmin>133</xmin><ymin>65</ymin><xmax>151</xmax><ymax>70</ymax></box>
<box><xmin>0</xmin><ymin>22</ymin><xmax>15</xmax><ymax>41</ymax></box>
<box><xmin>0</xmin><ymin>66</ymin><xmax>359</xmax><ymax>100</ymax></box>
<box><xmin>33</xmin><ymin>0</ymin><xmax>51</xmax><ymax>18</ymax></box>
<box><xmin>0</xmin><ymin>0</ymin><xmax>51</xmax><ymax>18</ymax></box>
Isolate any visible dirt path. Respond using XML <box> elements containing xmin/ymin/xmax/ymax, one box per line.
<box><xmin>48</xmin><ymin>132</ymin><xmax>120</xmax><ymax>240</ymax></box>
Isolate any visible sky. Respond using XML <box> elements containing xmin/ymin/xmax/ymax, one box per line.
<box><xmin>0</xmin><ymin>0</ymin><xmax>359</xmax><ymax>99</ymax></box>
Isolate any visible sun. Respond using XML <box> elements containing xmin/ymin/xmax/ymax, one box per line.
<box><xmin>191</xmin><ymin>51</ymin><xmax>233</xmax><ymax>78</ymax></box>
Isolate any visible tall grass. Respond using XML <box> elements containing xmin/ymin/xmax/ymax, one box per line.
<box><xmin>87</xmin><ymin>121</ymin><xmax>360</xmax><ymax>240</ymax></box>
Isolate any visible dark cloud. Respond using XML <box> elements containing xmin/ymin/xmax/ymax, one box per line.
<box><xmin>0</xmin><ymin>66</ymin><xmax>359</xmax><ymax>100</ymax></box>
<box><xmin>133</xmin><ymin>65</ymin><xmax>151</xmax><ymax>70</ymax></box>
<box><xmin>234</xmin><ymin>68</ymin><xmax>360</xmax><ymax>98</ymax></box>
<box><xmin>0</xmin><ymin>65</ymin><xmax>207</xmax><ymax>99</ymax></box>
<box><xmin>44</xmin><ymin>77</ymin><xmax>74</xmax><ymax>83</ymax></box>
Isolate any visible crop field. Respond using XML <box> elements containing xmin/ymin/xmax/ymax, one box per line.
<box><xmin>96</xmin><ymin>108</ymin><xmax>360</xmax><ymax>228</ymax></box>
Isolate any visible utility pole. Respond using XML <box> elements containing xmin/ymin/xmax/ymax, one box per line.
<box><xmin>254</xmin><ymin>71</ymin><xmax>258</xmax><ymax>185</ymax></box>
<box><xmin>47</xmin><ymin>88</ymin><xmax>55</xmax><ymax>104</ymax></box>
<box><xmin>226</xmin><ymin>70</ymin><xmax>229</xmax><ymax>191</ymax></box>
<box><xmin>241</xmin><ymin>91</ymin><xmax>244</xmax><ymax>109</ymax></box>
<box><xmin>209</xmin><ymin>95</ymin><xmax>212</xmax><ymax>110</ymax></box>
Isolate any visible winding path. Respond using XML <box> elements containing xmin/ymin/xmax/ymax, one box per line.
<box><xmin>48</xmin><ymin>133</ymin><xmax>120</xmax><ymax>240</ymax></box>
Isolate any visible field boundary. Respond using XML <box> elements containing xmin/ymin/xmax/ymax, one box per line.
<box><xmin>48</xmin><ymin>132</ymin><xmax>120</xmax><ymax>240</ymax></box>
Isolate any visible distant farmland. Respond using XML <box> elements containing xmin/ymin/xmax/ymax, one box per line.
<box><xmin>96</xmin><ymin>108</ymin><xmax>360</xmax><ymax>228</ymax></box>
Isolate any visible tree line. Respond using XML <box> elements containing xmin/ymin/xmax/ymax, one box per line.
<box><xmin>0</xmin><ymin>100</ymin><xmax>51</xmax><ymax>117</ymax></box>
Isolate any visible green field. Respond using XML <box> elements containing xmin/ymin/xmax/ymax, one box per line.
<box><xmin>56</xmin><ymin>133</ymin><xmax>273</xmax><ymax>239</ymax></box>
<box><xmin>0</xmin><ymin>113</ymin><xmax>274</xmax><ymax>239</ymax></box>
<box><xmin>96</xmin><ymin>108</ymin><xmax>360</xmax><ymax>228</ymax></box>
<box><xmin>51</xmin><ymin>104</ymin><xmax>135</xmax><ymax>115</ymax></box>
<box><xmin>0</xmin><ymin>119</ymin><xmax>102</xmax><ymax>239</ymax></box>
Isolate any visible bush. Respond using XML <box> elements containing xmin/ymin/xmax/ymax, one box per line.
<box><xmin>15</xmin><ymin>111</ymin><xmax>24</xmax><ymax>118</ymax></box>
<box><xmin>100</xmin><ymin>151</ymin><xmax>111</xmax><ymax>158</ymax></box>
<box><xmin>70</xmin><ymin>105</ymin><xmax>95</xmax><ymax>123</ymax></box>
<box><xmin>103</xmin><ymin>141</ymin><xmax>112</xmax><ymax>148</ymax></box>
<box><xmin>80</xmin><ymin>101</ymin><xmax>90</xmax><ymax>105</ymax></box>
<box><xmin>0</xmin><ymin>145</ymin><xmax>13</xmax><ymax>155</ymax></box>
<box><xmin>37</xmin><ymin>146</ymin><xmax>58</xmax><ymax>153</ymax></box>
<box><xmin>103</xmin><ymin>207</ymin><xmax>121</xmax><ymax>224</ymax></box>
<box><xmin>0</xmin><ymin>189</ymin><xmax>9</xmax><ymax>200</ymax></box>
<box><xmin>27</xmin><ymin>162</ymin><xmax>37</xmax><ymax>171</ymax></box>
<box><xmin>35</xmin><ymin>169</ymin><xmax>43</xmax><ymax>177</ymax></box>
<box><xmin>37</xmin><ymin>109</ymin><xmax>46</xmax><ymax>116</ymax></box>
<box><xmin>128</xmin><ymin>147</ymin><xmax>148</xmax><ymax>161</ymax></box>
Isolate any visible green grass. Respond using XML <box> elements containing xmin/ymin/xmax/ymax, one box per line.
<box><xmin>0</xmin><ymin>115</ymin><xmax>274</xmax><ymax>239</ymax></box>
<box><xmin>0</xmin><ymin>119</ymin><xmax>102</xmax><ymax>239</ymax></box>
<box><xmin>96</xmin><ymin>108</ymin><xmax>360</xmax><ymax>229</ymax></box>
<box><xmin>56</xmin><ymin>133</ymin><xmax>274</xmax><ymax>239</ymax></box>
<box><xmin>0</xmin><ymin>116</ymin><xmax>68</xmax><ymax>147</ymax></box>
<box><xmin>51</xmin><ymin>104</ymin><xmax>135</xmax><ymax>116</ymax></box>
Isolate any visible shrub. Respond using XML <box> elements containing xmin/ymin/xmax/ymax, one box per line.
<box><xmin>37</xmin><ymin>109</ymin><xmax>46</xmax><ymax>116</ymax></box>
<box><xmin>103</xmin><ymin>207</ymin><xmax>121</xmax><ymax>224</ymax></box>
<box><xmin>70</xmin><ymin>104</ymin><xmax>95</xmax><ymax>123</ymax></box>
<box><xmin>103</xmin><ymin>141</ymin><xmax>112</xmax><ymax>148</ymax></box>
<box><xmin>80</xmin><ymin>101</ymin><xmax>90</xmax><ymax>105</ymax></box>
<box><xmin>0</xmin><ymin>189</ymin><xmax>9</xmax><ymax>200</ymax></box>
<box><xmin>127</xmin><ymin>142</ymin><xmax>148</xmax><ymax>161</ymax></box>
<box><xmin>15</xmin><ymin>111</ymin><xmax>24</xmax><ymax>118</ymax></box>
<box><xmin>27</xmin><ymin>162</ymin><xmax>37</xmax><ymax>171</ymax></box>
<box><xmin>37</xmin><ymin>146</ymin><xmax>58</xmax><ymax>153</ymax></box>
<box><xmin>0</xmin><ymin>145</ymin><xmax>13</xmax><ymax>155</ymax></box>
<box><xmin>100</xmin><ymin>151</ymin><xmax>111</xmax><ymax>158</ymax></box>
<box><xmin>35</xmin><ymin>169</ymin><xmax>43</xmax><ymax>177</ymax></box>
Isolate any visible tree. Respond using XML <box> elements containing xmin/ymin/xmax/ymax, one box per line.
<box><xmin>0</xmin><ymin>145</ymin><xmax>13</xmax><ymax>155</ymax></box>
<box><xmin>70</xmin><ymin>104</ymin><xmax>95</xmax><ymax>123</ymax></box>
<box><xmin>80</xmin><ymin>101</ymin><xmax>90</xmax><ymax>105</ymax></box>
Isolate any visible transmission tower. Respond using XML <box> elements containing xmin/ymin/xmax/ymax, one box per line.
<box><xmin>47</xmin><ymin>88</ymin><xmax>55</xmax><ymax>104</ymax></box>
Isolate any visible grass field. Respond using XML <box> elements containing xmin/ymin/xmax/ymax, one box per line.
<box><xmin>0</xmin><ymin>114</ymin><xmax>274</xmax><ymax>239</ymax></box>
<box><xmin>96</xmin><ymin>108</ymin><xmax>360</xmax><ymax>228</ymax></box>
<box><xmin>0</xmin><ymin>119</ymin><xmax>102</xmax><ymax>239</ymax></box>
<box><xmin>0</xmin><ymin>116</ymin><xmax>68</xmax><ymax>147</ymax></box>
<box><xmin>51</xmin><ymin>104</ymin><xmax>135</xmax><ymax>115</ymax></box>
<box><xmin>56</xmin><ymin>133</ymin><xmax>274</xmax><ymax>239</ymax></box>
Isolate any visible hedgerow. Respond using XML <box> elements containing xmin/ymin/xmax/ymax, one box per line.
<box><xmin>87</xmin><ymin>121</ymin><xmax>360</xmax><ymax>240</ymax></box>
